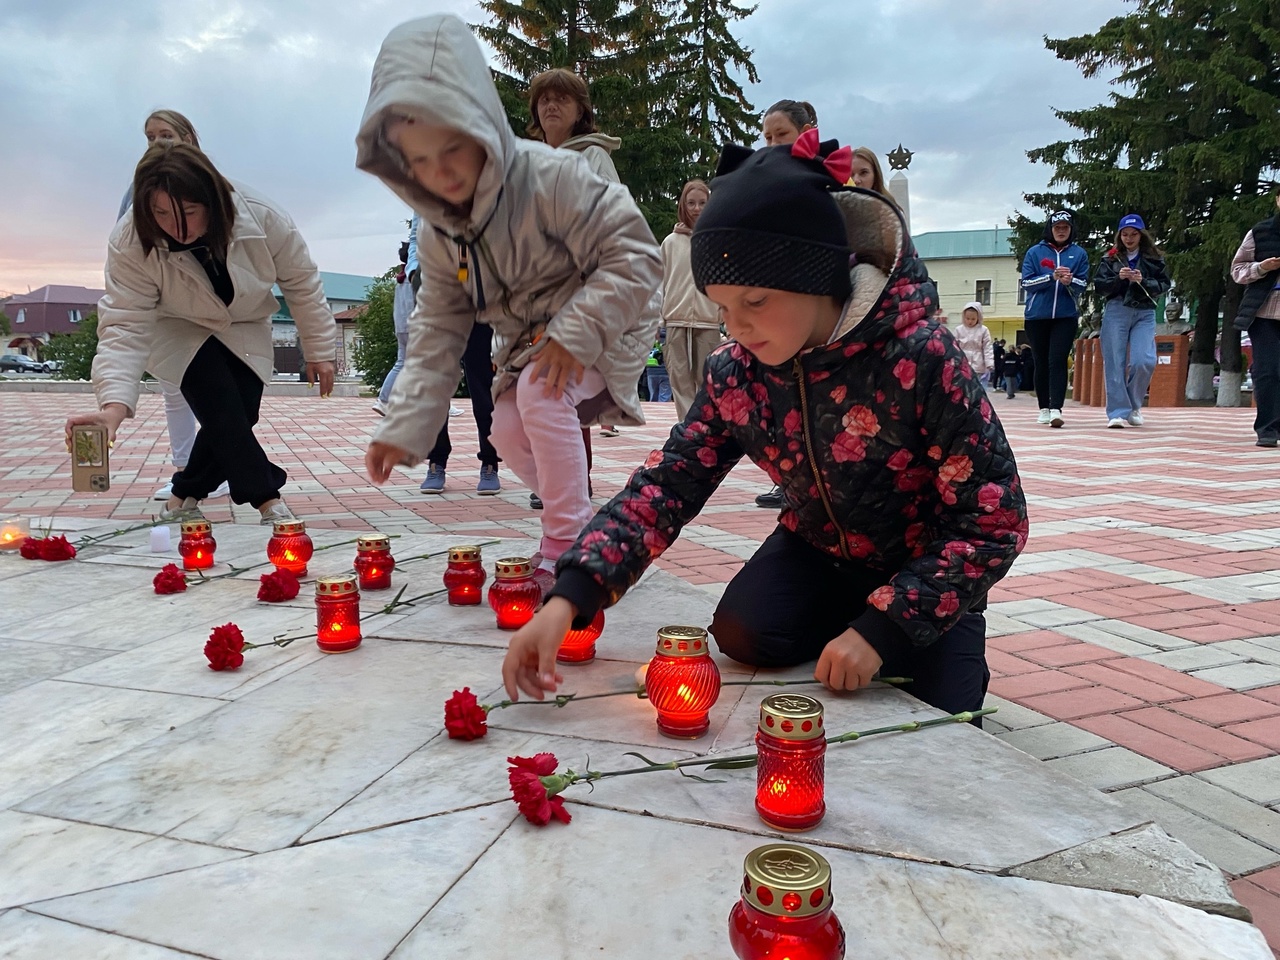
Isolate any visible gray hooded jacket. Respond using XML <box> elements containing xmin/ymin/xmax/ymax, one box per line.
<box><xmin>355</xmin><ymin>15</ymin><xmax>661</xmax><ymax>463</ymax></box>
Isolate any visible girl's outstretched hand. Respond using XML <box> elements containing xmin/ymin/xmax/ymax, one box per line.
<box><xmin>366</xmin><ymin>442</ymin><xmax>409</xmax><ymax>484</ymax></box>
<box><xmin>502</xmin><ymin>597</ymin><xmax>571</xmax><ymax>700</ymax></box>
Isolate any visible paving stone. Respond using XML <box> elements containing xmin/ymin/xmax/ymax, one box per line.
<box><xmin>1225</xmin><ymin>716</ymin><xmax>1280</xmax><ymax>752</ymax></box>
<box><xmin>1228</xmin><ymin>879</ymin><xmax>1280</xmax><ymax>957</ymax></box>
<box><xmin>1145</xmin><ymin>646</ymin><xmax>1249</xmax><ymax>673</ymax></box>
<box><xmin>1146</xmin><ymin>777</ymin><xmax>1280</xmax><ymax>851</ymax></box>
<box><xmin>1008</xmin><ymin>824</ymin><xmax>1249</xmax><ymax>921</ymax></box>
<box><xmin>981</xmin><ymin>695</ymin><xmax>1054</xmax><ymax>730</ymax></box>
<box><xmin>1200</xmin><ymin>757</ymin><xmax>1280</xmax><ymax>806</ymax></box>
<box><xmin>1022</xmin><ymin>686</ymin><xmax>1146</xmax><ymax>721</ymax></box>
<box><xmin>998</xmin><ymin>722</ymin><xmax>1112</xmax><ymax>760</ymax></box>
<box><xmin>1194</xmin><ymin>662</ymin><xmax>1280</xmax><ymax>691</ymax></box>
<box><xmin>1045</xmin><ymin>746</ymin><xmax>1174</xmax><ymax>791</ymax></box>
<box><xmin>1174</xmin><ymin>693</ymin><xmax>1280</xmax><ymax>726</ymax></box>
<box><xmin>1113</xmin><ymin>787</ymin><xmax>1280</xmax><ymax>877</ymax></box>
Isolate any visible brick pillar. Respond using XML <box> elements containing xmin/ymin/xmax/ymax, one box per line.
<box><xmin>1147</xmin><ymin>334</ymin><xmax>1189</xmax><ymax>407</ymax></box>
<box><xmin>1089</xmin><ymin>339</ymin><xmax>1105</xmax><ymax>406</ymax></box>
<box><xmin>1072</xmin><ymin>338</ymin><xmax>1090</xmax><ymax>405</ymax></box>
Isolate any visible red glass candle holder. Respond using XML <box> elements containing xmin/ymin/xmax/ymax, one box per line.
<box><xmin>556</xmin><ymin>610</ymin><xmax>604</xmax><ymax>664</ymax></box>
<box><xmin>267</xmin><ymin>519</ymin><xmax>313</xmax><ymax>576</ymax></box>
<box><xmin>756</xmin><ymin>694</ymin><xmax>826</xmax><ymax>831</ymax></box>
<box><xmin>353</xmin><ymin>533</ymin><xmax>395</xmax><ymax>591</ymax></box>
<box><xmin>488</xmin><ymin>557</ymin><xmax>541</xmax><ymax>630</ymax></box>
<box><xmin>178</xmin><ymin>519</ymin><xmax>216</xmax><ymax>571</ymax></box>
<box><xmin>315</xmin><ymin>573</ymin><xmax>361</xmax><ymax>653</ymax></box>
<box><xmin>644</xmin><ymin>625</ymin><xmax>721</xmax><ymax>739</ymax></box>
<box><xmin>443</xmin><ymin>544</ymin><xmax>486</xmax><ymax>605</ymax></box>
<box><xmin>728</xmin><ymin>843</ymin><xmax>845</xmax><ymax>960</ymax></box>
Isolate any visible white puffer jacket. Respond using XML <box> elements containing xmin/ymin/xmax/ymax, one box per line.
<box><xmin>93</xmin><ymin>184</ymin><xmax>337</xmax><ymax>416</ymax></box>
<box><xmin>354</xmin><ymin>14</ymin><xmax>662</xmax><ymax>464</ymax></box>
<box><xmin>952</xmin><ymin>321</ymin><xmax>994</xmax><ymax>377</ymax></box>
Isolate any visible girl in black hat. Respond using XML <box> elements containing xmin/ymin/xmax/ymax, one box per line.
<box><xmin>503</xmin><ymin>134</ymin><xmax>1028</xmax><ymax>723</ymax></box>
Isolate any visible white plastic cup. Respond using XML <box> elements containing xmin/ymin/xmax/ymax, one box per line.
<box><xmin>150</xmin><ymin>525</ymin><xmax>172</xmax><ymax>553</ymax></box>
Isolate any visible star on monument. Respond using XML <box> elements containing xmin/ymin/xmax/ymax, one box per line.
<box><xmin>887</xmin><ymin>143</ymin><xmax>913</xmax><ymax>171</ymax></box>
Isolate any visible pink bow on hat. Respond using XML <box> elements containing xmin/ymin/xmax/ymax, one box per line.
<box><xmin>790</xmin><ymin>128</ymin><xmax>853</xmax><ymax>184</ymax></box>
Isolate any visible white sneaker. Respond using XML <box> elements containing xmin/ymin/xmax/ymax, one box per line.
<box><xmin>1036</xmin><ymin>409</ymin><xmax>1052</xmax><ymax>425</ymax></box>
<box><xmin>1107</xmin><ymin>417</ymin><xmax>1126</xmax><ymax>429</ymax></box>
<box><xmin>208</xmin><ymin>481</ymin><xmax>231</xmax><ymax>499</ymax></box>
<box><xmin>153</xmin><ymin>481</ymin><xmax>174</xmax><ymax>501</ymax></box>
<box><xmin>1049</xmin><ymin>409</ymin><xmax>1064</xmax><ymax>428</ymax></box>
<box><xmin>372</xmin><ymin>399</ymin><xmax>388</xmax><ymax>417</ymax></box>
<box><xmin>1128</xmin><ymin>412</ymin><xmax>1144</xmax><ymax>426</ymax></box>
<box><xmin>449</xmin><ymin>405</ymin><xmax>463</xmax><ymax>417</ymax></box>
<box><xmin>259</xmin><ymin>501</ymin><xmax>297</xmax><ymax>526</ymax></box>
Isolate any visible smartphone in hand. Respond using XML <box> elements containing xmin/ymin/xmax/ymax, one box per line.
<box><xmin>70</xmin><ymin>424</ymin><xmax>110</xmax><ymax>492</ymax></box>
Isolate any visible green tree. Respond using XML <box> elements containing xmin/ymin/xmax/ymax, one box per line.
<box><xmin>45</xmin><ymin>313</ymin><xmax>98</xmax><ymax>381</ymax></box>
<box><xmin>1012</xmin><ymin>0</ymin><xmax>1280</xmax><ymax>403</ymax></box>
<box><xmin>0</xmin><ymin>311</ymin><xmax>10</xmax><ymax>337</ymax></box>
<box><xmin>351</xmin><ymin>269</ymin><xmax>398</xmax><ymax>390</ymax></box>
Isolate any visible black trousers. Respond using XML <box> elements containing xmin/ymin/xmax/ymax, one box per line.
<box><xmin>1024</xmin><ymin>316</ymin><xmax>1078</xmax><ymax>409</ymax></box>
<box><xmin>1249</xmin><ymin>317</ymin><xmax>1280</xmax><ymax>442</ymax></box>
<box><xmin>171</xmin><ymin>337</ymin><xmax>285</xmax><ymax>508</ymax></box>
<box><xmin>427</xmin><ymin>322</ymin><xmax>500</xmax><ymax>467</ymax></box>
<box><xmin>710</xmin><ymin>527</ymin><xmax>990</xmax><ymax>723</ymax></box>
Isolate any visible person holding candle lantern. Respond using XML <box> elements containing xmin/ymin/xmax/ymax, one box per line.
<box><xmin>357</xmin><ymin>16</ymin><xmax>661</xmax><ymax>594</ymax></box>
<box><xmin>65</xmin><ymin>141</ymin><xmax>337</xmax><ymax>524</ymax></box>
<box><xmin>504</xmin><ymin>135</ymin><xmax>1028</xmax><ymax>724</ymax></box>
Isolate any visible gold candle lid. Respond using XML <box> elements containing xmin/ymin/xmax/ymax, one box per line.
<box><xmin>494</xmin><ymin>556</ymin><xmax>533</xmax><ymax>579</ymax></box>
<box><xmin>316</xmin><ymin>573</ymin><xmax>359</xmax><ymax>597</ymax></box>
<box><xmin>742</xmin><ymin>843</ymin><xmax>834</xmax><ymax>918</ymax></box>
<box><xmin>357</xmin><ymin>533</ymin><xmax>392</xmax><ymax>551</ymax></box>
<box><xmin>448</xmin><ymin>544</ymin><xmax>482</xmax><ymax>563</ymax></box>
<box><xmin>759</xmin><ymin>693</ymin><xmax>825</xmax><ymax>741</ymax></box>
<box><xmin>272</xmin><ymin>519</ymin><xmax>307</xmax><ymax>536</ymax></box>
<box><xmin>180</xmin><ymin>519</ymin><xmax>212</xmax><ymax>536</ymax></box>
<box><xmin>654</xmin><ymin>625</ymin><xmax>710</xmax><ymax>658</ymax></box>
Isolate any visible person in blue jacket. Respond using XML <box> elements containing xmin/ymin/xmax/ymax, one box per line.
<box><xmin>1021</xmin><ymin>210</ymin><xmax>1089</xmax><ymax>427</ymax></box>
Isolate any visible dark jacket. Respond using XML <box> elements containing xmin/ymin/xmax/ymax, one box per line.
<box><xmin>551</xmin><ymin>189</ymin><xmax>1028</xmax><ymax>660</ymax></box>
<box><xmin>1236</xmin><ymin>215</ymin><xmax>1280</xmax><ymax>332</ymax></box>
<box><xmin>1093</xmin><ymin>247</ymin><xmax>1171</xmax><ymax>310</ymax></box>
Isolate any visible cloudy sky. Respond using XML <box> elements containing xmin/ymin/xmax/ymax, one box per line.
<box><xmin>0</xmin><ymin>0</ymin><xmax>1125</xmax><ymax>296</ymax></box>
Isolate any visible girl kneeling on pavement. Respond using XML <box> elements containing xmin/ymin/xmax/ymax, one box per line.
<box><xmin>503</xmin><ymin>135</ymin><xmax>1029</xmax><ymax>722</ymax></box>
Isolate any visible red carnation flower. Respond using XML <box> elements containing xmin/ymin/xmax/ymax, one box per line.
<box><xmin>19</xmin><ymin>537</ymin><xmax>41</xmax><ymax>559</ymax></box>
<box><xmin>507</xmin><ymin>753</ymin><xmax>572</xmax><ymax>826</ymax></box>
<box><xmin>257</xmin><ymin>569</ymin><xmax>300</xmax><ymax>602</ymax></box>
<box><xmin>1040</xmin><ymin>258</ymin><xmax>1055</xmax><ymax>268</ymax></box>
<box><xmin>153</xmin><ymin>563</ymin><xmax>188</xmax><ymax>594</ymax></box>
<box><xmin>38</xmin><ymin>535</ymin><xmax>77</xmax><ymax>562</ymax></box>
<box><xmin>204</xmin><ymin>622</ymin><xmax>246</xmax><ymax>671</ymax></box>
<box><xmin>444</xmin><ymin>688</ymin><xmax>489</xmax><ymax>740</ymax></box>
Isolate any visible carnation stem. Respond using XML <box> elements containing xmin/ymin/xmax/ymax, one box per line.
<box><xmin>719</xmin><ymin>677</ymin><xmax>911</xmax><ymax>688</ymax></box>
<box><xmin>394</xmin><ymin>538</ymin><xmax>501</xmax><ymax>569</ymax></box>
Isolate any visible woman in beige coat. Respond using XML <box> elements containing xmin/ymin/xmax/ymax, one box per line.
<box><xmin>65</xmin><ymin>142</ymin><xmax>337</xmax><ymax>523</ymax></box>
<box><xmin>661</xmin><ymin>179</ymin><xmax>722</xmax><ymax>419</ymax></box>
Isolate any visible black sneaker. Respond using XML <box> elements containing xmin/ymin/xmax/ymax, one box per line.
<box><xmin>754</xmin><ymin>486</ymin><xmax>783</xmax><ymax>509</ymax></box>
<box><xmin>530</xmin><ymin>493</ymin><xmax>543</xmax><ymax>509</ymax></box>
<box><xmin>1257</xmin><ymin>437</ymin><xmax>1278</xmax><ymax>448</ymax></box>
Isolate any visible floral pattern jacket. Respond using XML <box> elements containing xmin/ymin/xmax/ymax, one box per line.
<box><xmin>552</xmin><ymin>188</ymin><xmax>1029</xmax><ymax>654</ymax></box>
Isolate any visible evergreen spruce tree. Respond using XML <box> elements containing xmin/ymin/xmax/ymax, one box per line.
<box><xmin>1012</xmin><ymin>0</ymin><xmax>1279</xmax><ymax>404</ymax></box>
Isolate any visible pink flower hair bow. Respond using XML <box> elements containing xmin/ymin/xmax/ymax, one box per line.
<box><xmin>790</xmin><ymin>128</ymin><xmax>853</xmax><ymax>184</ymax></box>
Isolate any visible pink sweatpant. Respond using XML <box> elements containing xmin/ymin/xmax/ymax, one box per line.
<box><xmin>490</xmin><ymin>363</ymin><xmax>607</xmax><ymax>564</ymax></box>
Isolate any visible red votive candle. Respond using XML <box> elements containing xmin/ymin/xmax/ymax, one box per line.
<box><xmin>756</xmin><ymin>694</ymin><xmax>826</xmax><ymax>831</ymax></box>
<box><xmin>728</xmin><ymin>843</ymin><xmax>845</xmax><ymax>960</ymax></box>
<box><xmin>267</xmin><ymin>519</ymin><xmax>313</xmax><ymax>576</ymax></box>
<box><xmin>353</xmin><ymin>533</ymin><xmax>395</xmax><ymax>591</ymax></box>
<box><xmin>644</xmin><ymin>625</ymin><xmax>721</xmax><ymax>739</ymax></box>
<box><xmin>178</xmin><ymin>519</ymin><xmax>216</xmax><ymax>571</ymax></box>
<box><xmin>443</xmin><ymin>544</ymin><xmax>486</xmax><ymax>605</ymax></box>
<box><xmin>556</xmin><ymin>610</ymin><xmax>604</xmax><ymax>664</ymax></box>
<box><xmin>315</xmin><ymin>573</ymin><xmax>361</xmax><ymax>653</ymax></box>
<box><xmin>488</xmin><ymin>557</ymin><xmax>541</xmax><ymax>630</ymax></box>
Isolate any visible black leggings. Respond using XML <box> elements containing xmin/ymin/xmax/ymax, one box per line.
<box><xmin>710</xmin><ymin>527</ymin><xmax>990</xmax><ymax>722</ymax></box>
<box><xmin>427</xmin><ymin>322</ymin><xmax>500</xmax><ymax>467</ymax></box>
<box><xmin>1025</xmin><ymin>316</ymin><xmax>1079</xmax><ymax>409</ymax></box>
<box><xmin>172</xmin><ymin>337</ymin><xmax>285</xmax><ymax>508</ymax></box>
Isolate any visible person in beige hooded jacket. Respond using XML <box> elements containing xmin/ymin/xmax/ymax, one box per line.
<box><xmin>65</xmin><ymin>142</ymin><xmax>336</xmax><ymax>524</ymax></box>
<box><xmin>357</xmin><ymin>15</ymin><xmax>661</xmax><ymax>588</ymax></box>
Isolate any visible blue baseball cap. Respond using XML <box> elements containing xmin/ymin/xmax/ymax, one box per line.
<box><xmin>1118</xmin><ymin>214</ymin><xmax>1145</xmax><ymax>231</ymax></box>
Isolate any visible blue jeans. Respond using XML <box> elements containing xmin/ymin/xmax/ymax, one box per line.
<box><xmin>1100</xmin><ymin>301</ymin><xmax>1156</xmax><ymax>420</ymax></box>
<box><xmin>646</xmin><ymin>367</ymin><xmax>671</xmax><ymax>402</ymax></box>
<box><xmin>377</xmin><ymin>330</ymin><xmax>409</xmax><ymax>405</ymax></box>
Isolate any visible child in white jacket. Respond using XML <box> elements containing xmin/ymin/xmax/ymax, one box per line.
<box><xmin>954</xmin><ymin>301</ymin><xmax>994</xmax><ymax>383</ymax></box>
<box><xmin>357</xmin><ymin>15</ymin><xmax>661</xmax><ymax>594</ymax></box>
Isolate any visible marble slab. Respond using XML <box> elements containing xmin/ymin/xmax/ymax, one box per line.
<box><xmin>18</xmin><ymin>641</ymin><xmax>514</xmax><ymax>852</ymax></box>
<box><xmin>0</xmin><ymin>911</ymin><xmax>198</xmax><ymax>959</ymax></box>
<box><xmin>0</xmin><ymin>810</ymin><xmax>242</xmax><ymax>909</ymax></box>
<box><xmin>391</xmin><ymin>806</ymin><xmax>1270</xmax><ymax>959</ymax></box>
<box><xmin>0</xmin><ymin>637</ymin><xmax>114</xmax><ymax>695</ymax></box>
<box><xmin>1</xmin><ymin>562</ymin><xmax>145</xmax><ymax>621</ymax></box>
<box><xmin>1</xmin><ymin>680</ymin><xmax>223</xmax><ymax>810</ymax></box>
<box><xmin>27</xmin><ymin>807</ymin><xmax>514</xmax><ymax>960</ymax></box>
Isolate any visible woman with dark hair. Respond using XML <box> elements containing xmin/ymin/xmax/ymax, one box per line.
<box><xmin>1231</xmin><ymin>192</ymin><xmax>1280</xmax><ymax>447</ymax></box>
<box><xmin>67</xmin><ymin>141</ymin><xmax>337</xmax><ymax>523</ymax></box>
<box><xmin>1094</xmin><ymin>214</ymin><xmax>1171</xmax><ymax>428</ymax></box>
<box><xmin>762</xmin><ymin>99</ymin><xmax>817</xmax><ymax>146</ymax></box>
<box><xmin>1020</xmin><ymin>211</ymin><xmax>1089</xmax><ymax>428</ymax></box>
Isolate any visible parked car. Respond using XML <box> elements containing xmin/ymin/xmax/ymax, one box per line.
<box><xmin>0</xmin><ymin>353</ymin><xmax>45</xmax><ymax>373</ymax></box>
<box><xmin>41</xmin><ymin>359</ymin><xmax>63</xmax><ymax>374</ymax></box>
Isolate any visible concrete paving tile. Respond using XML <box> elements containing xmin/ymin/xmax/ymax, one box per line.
<box><xmin>1045</xmin><ymin>746</ymin><xmax>1174</xmax><ymax>791</ymax></box>
<box><xmin>997</xmin><ymin>722</ymin><xmax>1112</xmax><ymax>760</ymax></box>
<box><xmin>1146</xmin><ymin>776</ymin><xmax>1280</xmax><ymax>851</ymax></box>
<box><xmin>1199</xmin><ymin>757</ymin><xmax>1280</xmax><ymax>806</ymax></box>
<box><xmin>1193</xmin><ymin>663</ymin><xmax>1280</xmax><ymax>692</ymax></box>
<box><xmin>981</xmin><ymin>694</ymin><xmax>1054</xmax><ymax>730</ymax></box>
<box><xmin>1113</xmin><ymin>787</ymin><xmax>1280</xmax><ymax>877</ymax></box>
